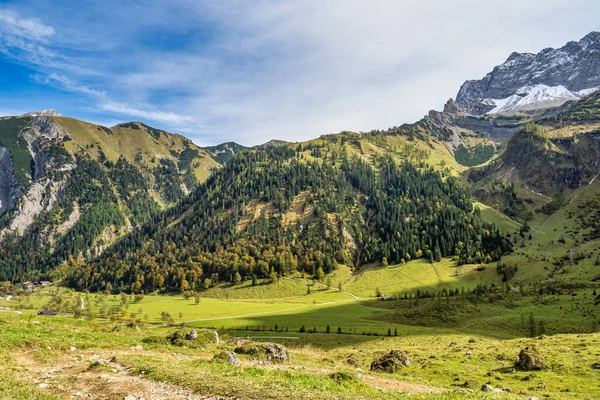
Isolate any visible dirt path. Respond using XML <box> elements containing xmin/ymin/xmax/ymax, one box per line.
<box><xmin>10</xmin><ymin>349</ymin><xmax>226</xmax><ymax>400</ymax></box>
<box><xmin>11</xmin><ymin>347</ymin><xmax>447</xmax><ymax>398</ymax></box>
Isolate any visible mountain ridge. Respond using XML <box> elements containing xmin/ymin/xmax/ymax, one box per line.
<box><xmin>456</xmin><ymin>31</ymin><xmax>600</xmax><ymax>114</ymax></box>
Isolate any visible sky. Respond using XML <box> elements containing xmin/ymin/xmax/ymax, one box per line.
<box><xmin>0</xmin><ymin>1</ymin><xmax>598</xmax><ymax>146</ymax></box>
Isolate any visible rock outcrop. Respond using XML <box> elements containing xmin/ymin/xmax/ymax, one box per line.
<box><xmin>518</xmin><ymin>346</ymin><xmax>547</xmax><ymax>370</ymax></box>
<box><xmin>370</xmin><ymin>350</ymin><xmax>411</xmax><ymax>373</ymax></box>
<box><xmin>457</xmin><ymin>32</ymin><xmax>600</xmax><ymax>109</ymax></box>
<box><xmin>213</xmin><ymin>351</ymin><xmax>240</xmax><ymax>367</ymax></box>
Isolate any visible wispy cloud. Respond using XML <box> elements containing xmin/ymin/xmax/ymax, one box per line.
<box><xmin>98</xmin><ymin>101</ymin><xmax>193</xmax><ymax>125</ymax></box>
<box><xmin>0</xmin><ymin>9</ymin><xmax>54</xmax><ymax>40</ymax></box>
<box><xmin>33</xmin><ymin>73</ymin><xmax>107</xmax><ymax>98</ymax></box>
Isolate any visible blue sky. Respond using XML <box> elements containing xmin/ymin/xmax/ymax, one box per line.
<box><xmin>0</xmin><ymin>0</ymin><xmax>599</xmax><ymax>146</ymax></box>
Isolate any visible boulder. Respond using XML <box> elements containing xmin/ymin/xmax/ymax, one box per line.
<box><xmin>481</xmin><ymin>384</ymin><xmax>502</xmax><ymax>393</ymax></box>
<box><xmin>213</xmin><ymin>351</ymin><xmax>240</xmax><ymax>367</ymax></box>
<box><xmin>265</xmin><ymin>343</ymin><xmax>288</xmax><ymax>361</ymax></box>
<box><xmin>592</xmin><ymin>362</ymin><xmax>600</xmax><ymax>370</ymax></box>
<box><xmin>468</xmin><ymin>339</ymin><xmax>477</xmax><ymax>343</ymax></box>
<box><xmin>518</xmin><ymin>347</ymin><xmax>547</xmax><ymax>370</ymax></box>
<box><xmin>370</xmin><ymin>350</ymin><xmax>410</xmax><ymax>373</ymax></box>
<box><xmin>184</xmin><ymin>329</ymin><xmax>198</xmax><ymax>340</ymax></box>
<box><xmin>167</xmin><ymin>329</ymin><xmax>215</xmax><ymax>348</ymax></box>
<box><xmin>234</xmin><ymin>342</ymin><xmax>289</xmax><ymax>361</ymax></box>
<box><xmin>228</xmin><ymin>338</ymin><xmax>247</xmax><ymax>347</ymax></box>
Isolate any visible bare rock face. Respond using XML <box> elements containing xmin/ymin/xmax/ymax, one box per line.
<box><xmin>0</xmin><ymin>170</ymin><xmax>73</xmax><ymax>238</ymax></box>
<box><xmin>21</xmin><ymin>117</ymin><xmax>67</xmax><ymax>180</ymax></box>
<box><xmin>455</xmin><ymin>32</ymin><xmax>600</xmax><ymax>115</ymax></box>
<box><xmin>518</xmin><ymin>346</ymin><xmax>547</xmax><ymax>370</ymax></box>
<box><xmin>0</xmin><ymin>116</ymin><xmax>74</xmax><ymax>238</ymax></box>
<box><xmin>457</xmin><ymin>32</ymin><xmax>600</xmax><ymax>105</ymax></box>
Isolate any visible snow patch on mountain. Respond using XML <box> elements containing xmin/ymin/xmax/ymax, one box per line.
<box><xmin>578</xmin><ymin>87</ymin><xmax>600</xmax><ymax>96</ymax></box>
<box><xmin>485</xmin><ymin>84</ymin><xmax>596</xmax><ymax>114</ymax></box>
<box><xmin>22</xmin><ymin>109</ymin><xmax>62</xmax><ymax>117</ymax></box>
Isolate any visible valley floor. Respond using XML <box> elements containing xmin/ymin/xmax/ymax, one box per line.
<box><xmin>1</xmin><ymin>281</ymin><xmax>599</xmax><ymax>399</ymax></box>
<box><xmin>2</xmin><ymin>205</ymin><xmax>599</xmax><ymax>399</ymax></box>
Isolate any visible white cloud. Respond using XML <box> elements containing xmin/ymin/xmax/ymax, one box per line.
<box><xmin>2</xmin><ymin>1</ymin><xmax>600</xmax><ymax>146</ymax></box>
<box><xmin>128</xmin><ymin>0</ymin><xmax>600</xmax><ymax>145</ymax></box>
<box><xmin>0</xmin><ymin>9</ymin><xmax>54</xmax><ymax>40</ymax></box>
<box><xmin>99</xmin><ymin>101</ymin><xmax>193</xmax><ymax>125</ymax></box>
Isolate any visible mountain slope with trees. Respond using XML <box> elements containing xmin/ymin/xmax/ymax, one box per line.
<box><xmin>69</xmin><ymin>141</ymin><xmax>511</xmax><ymax>293</ymax></box>
<box><xmin>0</xmin><ymin>115</ymin><xmax>222</xmax><ymax>281</ymax></box>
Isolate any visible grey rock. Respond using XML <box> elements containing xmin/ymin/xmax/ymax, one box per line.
<box><xmin>453</xmin><ymin>114</ymin><xmax>523</xmax><ymax>141</ymax></box>
<box><xmin>214</xmin><ymin>351</ymin><xmax>240</xmax><ymax>367</ymax></box>
<box><xmin>457</xmin><ymin>32</ymin><xmax>600</xmax><ymax>105</ymax></box>
<box><xmin>481</xmin><ymin>384</ymin><xmax>502</xmax><ymax>393</ymax></box>
<box><xmin>518</xmin><ymin>347</ymin><xmax>547</xmax><ymax>370</ymax></box>
<box><xmin>264</xmin><ymin>343</ymin><xmax>288</xmax><ymax>361</ymax></box>
<box><xmin>184</xmin><ymin>329</ymin><xmax>198</xmax><ymax>340</ymax></box>
<box><xmin>370</xmin><ymin>350</ymin><xmax>411</xmax><ymax>373</ymax></box>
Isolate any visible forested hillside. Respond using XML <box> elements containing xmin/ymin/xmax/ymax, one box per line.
<box><xmin>0</xmin><ymin>116</ymin><xmax>222</xmax><ymax>282</ymax></box>
<box><xmin>69</xmin><ymin>144</ymin><xmax>511</xmax><ymax>293</ymax></box>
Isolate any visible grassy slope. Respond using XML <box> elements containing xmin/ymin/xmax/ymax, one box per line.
<box><xmin>55</xmin><ymin>118</ymin><xmax>220</xmax><ymax>183</ymax></box>
<box><xmin>0</xmin><ymin>312</ymin><xmax>598</xmax><ymax>399</ymax></box>
<box><xmin>345</xmin><ymin>260</ymin><xmax>502</xmax><ymax>298</ymax></box>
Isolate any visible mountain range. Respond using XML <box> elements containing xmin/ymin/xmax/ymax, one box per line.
<box><xmin>1</xmin><ymin>32</ymin><xmax>600</xmax><ymax>290</ymax></box>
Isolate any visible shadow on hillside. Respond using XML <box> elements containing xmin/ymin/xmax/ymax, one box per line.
<box><xmin>184</xmin><ymin>298</ymin><xmax>527</xmax><ymax>350</ymax></box>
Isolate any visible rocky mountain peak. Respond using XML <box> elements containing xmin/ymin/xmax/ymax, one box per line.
<box><xmin>455</xmin><ymin>32</ymin><xmax>600</xmax><ymax>114</ymax></box>
<box><xmin>22</xmin><ymin>109</ymin><xmax>62</xmax><ymax>117</ymax></box>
